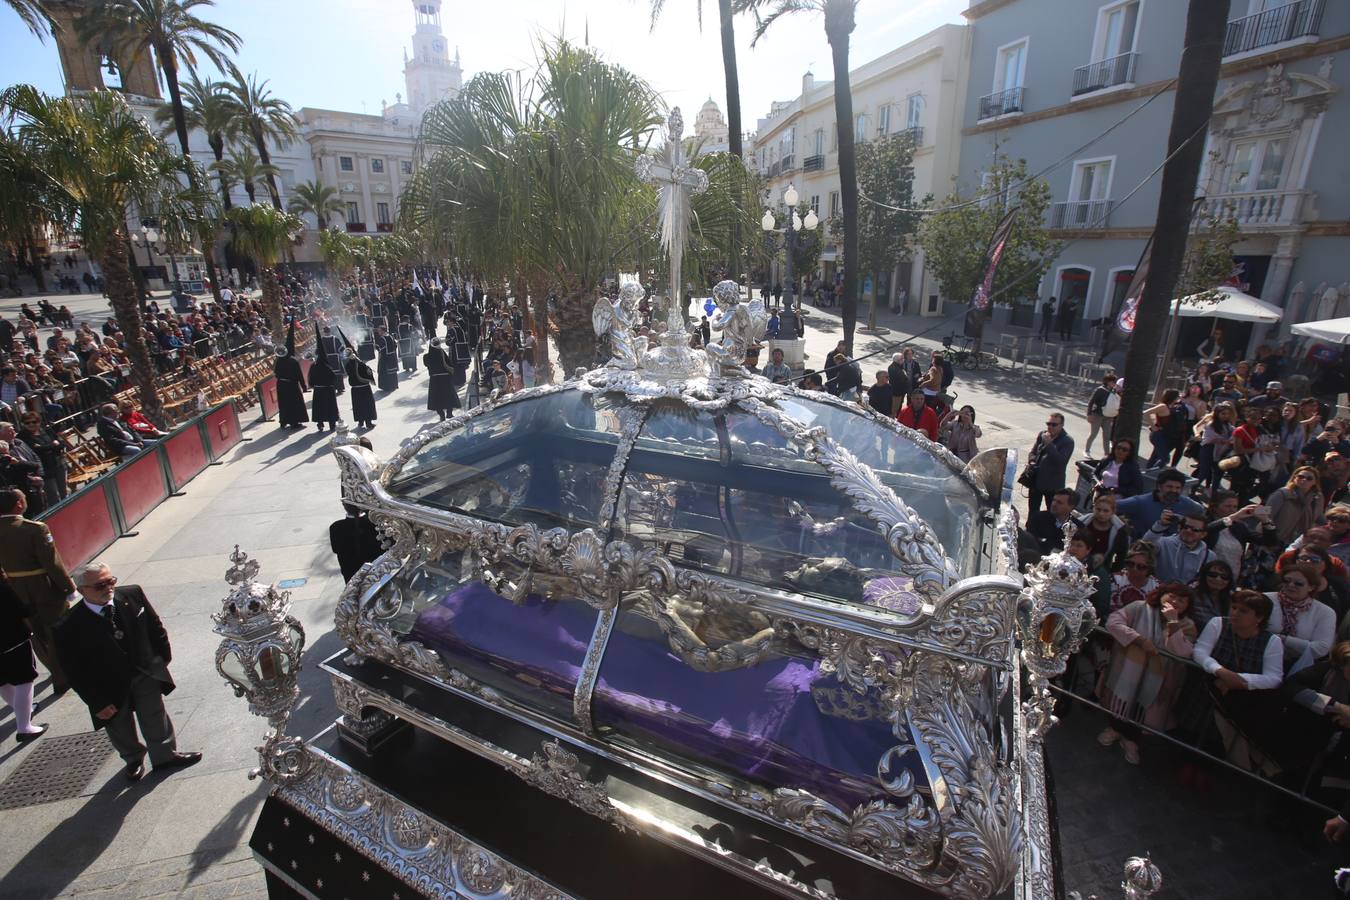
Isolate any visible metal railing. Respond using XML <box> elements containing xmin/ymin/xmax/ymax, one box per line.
<box><xmin>1049</xmin><ymin>198</ymin><xmax>1115</xmax><ymax>229</ymax></box>
<box><xmin>978</xmin><ymin>86</ymin><xmax>1025</xmax><ymax>120</ymax></box>
<box><xmin>1224</xmin><ymin>0</ymin><xmax>1325</xmax><ymax>56</ymax></box>
<box><xmin>899</xmin><ymin>125</ymin><xmax>924</xmax><ymax>146</ymax></box>
<box><xmin>1197</xmin><ymin>189</ymin><xmax>1309</xmax><ymax>228</ymax></box>
<box><xmin>1072</xmin><ymin>52</ymin><xmax>1139</xmax><ymax>96</ymax></box>
<box><xmin>779</xmin><ymin>154</ymin><xmax>796</xmax><ymax>173</ymax></box>
<box><xmin>802</xmin><ymin>154</ymin><xmax>824</xmax><ymax>172</ymax></box>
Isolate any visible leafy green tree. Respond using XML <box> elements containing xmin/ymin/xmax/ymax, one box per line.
<box><xmin>211</xmin><ymin>145</ymin><xmax>277</xmax><ymax>204</ymax></box>
<box><xmin>740</xmin><ymin>0</ymin><xmax>861</xmax><ymax>350</ymax></box>
<box><xmin>1176</xmin><ymin>209</ymin><xmax>1242</xmax><ymax>302</ymax></box>
<box><xmin>288</xmin><ymin>180</ymin><xmax>345</xmax><ymax>236</ymax></box>
<box><xmin>3</xmin><ymin>86</ymin><xmax>207</xmax><ymax>424</ymax></box>
<box><xmin>226</xmin><ymin>204</ymin><xmax>302</xmax><ymax>338</ymax></box>
<box><xmin>917</xmin><ymin>157</ymin><xmax>1058</xmax><ymax>313</ymax></box>
<box><xmin>222</xmin><ymin>63</ymin><xmax>299</xmax><ymax>210</ymax></box>
<box><xmin>855</xmin><ymin>132</ymin><xmax>918</xmax><ymax>328</ymax></box>
<box><xmin>154</xmin><ymin>74</ymin><xmax>236</xmax><ymax>209</ymax></box>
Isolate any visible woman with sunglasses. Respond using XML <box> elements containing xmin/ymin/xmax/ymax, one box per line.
<box><xmin>1266</xmin><ymin>562</ymin><xmax>1337</xmax><ymax>671</ymax></box>
<box><xmin>1097</xmin><ymin>583</ymin><xmax>1198</xmax><ymax>765</ymax></box>
<box><xmin>1288</xmin><ymin>546</ymin><xmax>1350</xmax><ymax>623</ymax></box>
<box><xmin>1092</xmin><ymin>438</ymin><xmax>1142</xmax><ymax>499</ymax></box>
<box><xmin>1110</xmin><ymin>541</ymin><xmax>1158</xmax><ymax>615</ymax></box>
<box><xmin>1323</xmin><ymin>505</ymin><xmax>1350</xmax><ymax>568</ymax></box>
<box><xmin>1190</xmin><ymin>561</ymin><xmax>1236</xmax><ymax>631</ymax></box>
<box><xmin>1267</xmin><ymin>466</ymin><xmax>1325</xmax><ymax>547</ymax></box>
<box><xmin>1200</xmin><ymin>489</ymin><xmax>1263</xmax><ymax>578</ymax></box>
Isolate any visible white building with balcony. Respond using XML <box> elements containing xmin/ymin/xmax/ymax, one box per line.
<box><xmin>957</xmin><ymin>0</ymin><xmax>1348</xmax><ymax>353</ymax></box>
<box><xmin>747</xmin><ymin>24</ymin><xmax>972</xmax><ymax>314</ymax></box>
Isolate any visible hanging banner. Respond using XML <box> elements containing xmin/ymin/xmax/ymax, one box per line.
<box><xmin>1115</xmin><ymin>238</ymin><xmax>1152</xmax><ymax>334</ymax></box>
<box><xmin>971</xmin><ymin>207</ymin><xmax>1019</xmax><ymax>311</ymax></box>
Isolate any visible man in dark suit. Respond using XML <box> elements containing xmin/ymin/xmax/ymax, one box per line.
<box><xmin>329</xmin><ymin>504</ymin><xmax>384</xmax><ymax>582</ymax></box>
<box><xmin>54</xmin><ymin>562</ymin><xmax>201</xmax><ymax>781</ymax></box>
<box><xmin>96</xmin><ymin>403</ymin><xmax>145</xmax><ymax>461</ymax></box>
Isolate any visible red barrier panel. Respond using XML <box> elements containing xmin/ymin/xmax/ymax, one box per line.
<box><xmin>204</xmin><ymin>404</ymin><xmax>242</xmax><ymax>460</ymax></box>
<box><xmin>258</xmin><ymin>376</ymin><xmax>279</xmax><ymax>421</ymax></box>
<box><xmin>114</xmin><ymin>449</ymin><xmax>168</xmax><ymax>528</ymax></box>
<box><xmin>165</xmin><ymin>426</ymin><xmax>209</xmax><ymax>490</ymax></box>
<box><xmin>44</xmin><ymin>483</ymin><xmax>117</xmax><ymax>571</ymax></box>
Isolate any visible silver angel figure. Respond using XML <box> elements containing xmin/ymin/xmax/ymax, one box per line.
<box><xmin>704</xmin><ymin>280</ymin><xmax>767</xmax><ymax>376</ymax></box>
<box><xmin>592</xmin><ymin>282</ymin><xmax>648</xmax><ymax>369</ymax></box>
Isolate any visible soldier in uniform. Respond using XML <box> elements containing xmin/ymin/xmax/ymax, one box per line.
<box><xmin>397</xmin><ymin>316</ymin><xmax>420</xmax><ymax>374</ymax></box>
<box><xmin>0</xmin><ymin>487</ymin><xmax>74</xmax><ymax>695</ymax></box>
<box><xmin>318</xmin><ymin>325</ymin><xmax>345</xmax><ymax>394</ymax></box>
<box><xmin>423</xmin><ymin>338</ymin><xmax>460</xmax><ymax>421</ymax></box>
<box><xmin>373</xmin><ymin>325</ymin><xmax>400</xmax><ymax>392</ymax></box>
<box><xmin>343</xmin><ymin>349</ymin><xmax>378</xmax><ymax>429</ymax></box>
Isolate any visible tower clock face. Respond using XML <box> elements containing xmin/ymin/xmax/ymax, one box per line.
<box><xmin>432</xmin><ymin>40</ymin><xmax>443</xmax><ymax>53</ymax></box>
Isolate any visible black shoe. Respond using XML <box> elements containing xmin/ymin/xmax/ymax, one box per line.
<box><xmin>126</xmin><ymin>760</ymin><xmax>145</xmax><ymax>782</ymax></box>
<box><xmin>15</xmin><ymin>724</ymin><xmax>47</xmax><ymax>745</ymax></box>
<box><xmin>155</xmin><ymin>751</ymin><xmax>202</xmax><ymax>772</ymax></box>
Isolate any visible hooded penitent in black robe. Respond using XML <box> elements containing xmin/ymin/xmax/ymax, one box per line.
<box><xmin>308</xmin><ymin>355</ymin><xmax>340</xmax><ymax>426</ymax></box>
<box><xmin>274</xmin><ymin>352</ymin><xmax>309</xmax><ymax>426</ymax></box>
<box><xmin>424</xmin><ymin>345</ymin><xmax>460</xmax><ymax>416</ymax></box>
<box><xmin>344</xmin><ymin>357</ymin><xmax>377</xmax><ymax>425</ymax></box>
<box><xmin>375</xmin><ymin>334</ymin><xmax>399</xmax><ymax>392</ymax></box>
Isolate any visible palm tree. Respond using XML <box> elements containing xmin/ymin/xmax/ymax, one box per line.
<box><xmin>226</xmin><ymin>204</ymin><xmax>302</xmax><ymax>339</ymax></box>
<box><xmin>78</xmin><ymin>1</ymin><xmax>239</xmax><ymax>306</ymax></box>
<box><xmin>649</xmin><ymin>1</ymin><xmax>742</xmax><ymax>160</ymax></box>
<box><xmin>2</xmin><ymin>86</ymin><xmax>207</xmax><ymax>425</ymax></box>
<box><xmin>154</xmin><ymin>74</ymin><xmax>236</xmax><ymax>209</ymax></box>
<box><xmin>211</xmin><ymin>145</ymin><xmax>277</xmax><ymax>205</ymax></box>
<box><xmin>318</xmin><ymin>226</ymin><xmax>354</xmax><ymax>276</ymax></box>
<box><xmin>0</xmin><ymin>129</ymin><xmax>52</xmax><ymax>291</ymax></box>
<box><xmin>739</xmin><ymin>0</ymin><xmax>860</xmax><ymax>351</ymax></box>
<box><xmin>7</xmin><ymin>0</ymin><xmax>54</xmax><ymax>39</ymax></box>
<box><xmin>222</xmin><ymin>64</ymin><xmax>299</xmax><ymax>210</ymax></box>
<box><xmin>288</xmin><ymin>180</ymin><xmax>344</xmax><ymax>235</ymax></box>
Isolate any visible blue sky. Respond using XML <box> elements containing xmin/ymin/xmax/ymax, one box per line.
<box><xmin>0</xmin><ymin>0</ymin><xmax>967</xmax><ymax>129</ymax></box>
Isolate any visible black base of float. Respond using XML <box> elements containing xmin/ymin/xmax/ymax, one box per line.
<box><xmin>289</xmin><ymin>651</ymin><xmax>958</xmax><ymax>900</ymax></box>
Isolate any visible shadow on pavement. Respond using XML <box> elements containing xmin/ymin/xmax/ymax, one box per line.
<box><xmin>186</xmin><ymin>784</ymin><xmax>266</xmax><ymax>885</ymax></box>
<box><xmin>0</xmin><ymin>775</ymin><xmax>145</xmax><ymax>899</ymax></box>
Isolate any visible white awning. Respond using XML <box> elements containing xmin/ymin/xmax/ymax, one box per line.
<box><xmin>1169</xmin><ymin>285</ymin><xmax>1282</xmax><ymax>323</ymax></box>
<box><xmin>1291</xmin><ymin>316</ymin><xmax>1350</xmax><ymax>345</ymax></box>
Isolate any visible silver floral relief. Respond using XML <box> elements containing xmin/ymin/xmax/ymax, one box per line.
<box><xmin>596</xmin><ymin>404</ymin><xmax>649</xmax><ymax>534</ymax></box>
<box><xmin>572</xmin><ymin>607</ymin><xmax>617</xmax><ymax>735</ymax></box>
<box><xmin>522</xmin><ymin>739</ymin><xmax>623</xmax><ymax>828</ymax></box>
<box><xmin>1016</xmin><ymin>665</ymin><xmax>1058</xmax><ymax>900</ymax></box>
<box><xmin>921</xmin><ymin>576</ymin><xmax>1021</xmax><ymax>666</ymax></box>
<box><xmin>272</xmin><ymin>748</ymin><xmax>576</xmax><ymax>900</ymax></box>
<box><xmin>1016</xmin><ymin>538</ymin><xmax>1097</xmax><ymax>680</ymax></box>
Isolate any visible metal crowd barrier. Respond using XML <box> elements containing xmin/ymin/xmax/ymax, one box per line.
<box><xmin>37</xmin><ymin>401</ymin><xmax>244</xmax><ymax>571</ymax></box>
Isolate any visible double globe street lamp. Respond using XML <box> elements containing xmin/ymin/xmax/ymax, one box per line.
<box><xmin>761</xmin><ymin>184</ymin><xmax>818</xmax><ymax>315</ymax></box>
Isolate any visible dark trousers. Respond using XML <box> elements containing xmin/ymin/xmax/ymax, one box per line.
<box><xmin>103</xmin><ymin>672</ymin><xmax>177</xmax><ymax>766</ymax></box>
<box><xmin>1028</xmin><ymin>488</ymin><xmax>1049</xmax><ymax>515</ymax></box>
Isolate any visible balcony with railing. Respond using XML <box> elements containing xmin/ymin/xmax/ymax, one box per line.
<box><xmin>1224</xmin><ymin>0</ymin><xmax>1324</xmax><ymax>57</ymax></box>
<box><xmin>899</xmin><ymin>125</ymin><xmax>924</xmax><ymax>146</ymax></box>
<box><xmin>978</xmin><ymin>86</ymin><xmax>1024</xmax><ymax>120</ymax></box>
<box><xmin>1072</xmin><ymin>52</ymin><xmax>1138</xmax><ymax>97</ymax></box>
<box><xmin>1197</xmin><ymin>190</ymin><xmax>1309</xmax><ymax>229</ymax></box>
<box><xmin>1048</xmin><ymin>199</ymin><xmax>1114</xmax><ymax>229</ymax></box>
<box><xmin>780</xmin><ymin>154</ymin><xmax>796</xmax><ymax>173</ymax></box>
<box><xmin>802</xmin><ymin>154</ymin><xmax>824</xmax><ymax>172</ymax></box>
<box><xmin>345</xmin><ymin>222</ymin><xmax>367</xmax><ymax>233</ymax></box>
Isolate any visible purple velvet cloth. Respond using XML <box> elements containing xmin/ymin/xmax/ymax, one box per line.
<box><xmin>408</xmin><ymin>582</ymin><xmax>924</xmax><ymax>811</ymax></box>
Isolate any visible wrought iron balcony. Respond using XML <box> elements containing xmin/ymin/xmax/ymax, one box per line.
<box><xmin>345</xmin><ymin>222</ymin><xmax>367</xmax><ymax>233</ymax></box>
<box><xmin>376</xmin><ymin>222</ymin><xmax>394</xmax><ymax>233</ymax></box>
<box><xmin>1072</xmin><ymin>52</ymin><xmax>1138</xmax><ymax>96</ymax></box>
<box><xmin>1048</xmin><ymin>199</ymin><xmax>1114</xmax><ymax>229</ymax></box>
<box><xmin>779</xmin><ymin>154</ymin><xmax>796</xmax><ymax>173</ymax></box>
<box><xmin>802</xmin><ymin>154</ymin><xmax>824</xmax><ymax>172</ymax></box>
<box><xmin>1197</xmin><ymin>190</ymin><xmax>1309</xmax><ymax>228</ymax></box>
<box><xmin>899</xmin><ymin>126</ymin><xmax>924</xmax><ymax>146</ymax></box>
<box><xmin>978</xmin><ymin>86</ymin><xmax>1024</xmax><ymax>120</ymax></box>
<box><xmin>1224</xmin><ymin>0</ymin><xmax>1324</xmax><ymax>56</ymax></box>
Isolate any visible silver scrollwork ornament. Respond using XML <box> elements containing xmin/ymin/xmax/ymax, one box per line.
<box><xmin>1016</xmin><ymin>521</ymin><xmax>1097</xmax><ymax>679</ymax></box>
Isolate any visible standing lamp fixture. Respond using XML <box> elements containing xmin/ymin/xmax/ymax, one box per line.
<box><xmin>761</xmin><ymin>183</ymin><xmax>818</xmax><ymax>314</ymax></box>
<box><xmin>212</xmin><ymin>546</ymin><xmax>310</xmax><ymax>782</ymax></box>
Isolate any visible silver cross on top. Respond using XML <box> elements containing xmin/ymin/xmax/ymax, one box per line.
<box><xmin>635</xmin><ymin>108</ymin><xmax>708</xmax><ymax>335</ymax></box>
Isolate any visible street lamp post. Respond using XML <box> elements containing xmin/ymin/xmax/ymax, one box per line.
<box><xmin>761</xmin><ymin>184</ymin><xmax>818</xmax><ymax>315</ymax></box>
<box><xmin>132</xmin><ymin>223</ymin><xmax>179</xmax><ymax>295</ymax></box>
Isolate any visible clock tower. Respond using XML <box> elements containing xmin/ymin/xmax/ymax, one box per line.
<box><xmin>404</xmin><ymin>0</ymin><xmax>462</xmax><ymax>120</ymax></box>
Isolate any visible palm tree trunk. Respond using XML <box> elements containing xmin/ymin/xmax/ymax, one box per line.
<box><xmin>553</xmin><ymin>290</ymin><xmax>596</xmax><ymax>377</ymax></box>
<box><xmin>826</xmin><ymin>6</ymin><xmax>859</xmax><ymax>354</ymax></box>
<box><xmin>210</xmin><ymin>134</ymin><xmax>231</xmax><ymax>210</ymax></box>
<box><xmin>529</xmin><ymin>281</ymin><xmax>552</xmax><ymax>385</ymax></box>
<box><xmin>260</xmin><ymin>267</ymin><xmax>284</xmax><ymax>342</ymax></box>
<box><xmin>100</xmin><ymin>233</ymin><xmax>164</xmax><ymax>426</ymax></box>
<box><xmin>719</xmin><ymin>0</ymin><xmax>741</xmax><ymax>160</ymax></box>
<box><xmin>252</xmin><ymin>124</ymin><xmax>284</xmax><ymax>210</ymax></box>
<box><xmin>160</xmin><ymin>50</ymin><xmax>192</xmax><ymax>158</ymax></box>
<box><xmin>1115</xmin><ymin>0</ymin><xmax>1228</xmax><ymax>445</ymax></box>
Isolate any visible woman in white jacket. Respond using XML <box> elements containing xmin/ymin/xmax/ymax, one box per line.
<box><xmin>1266</xmin><ymin>562</ymin><xmax>1337</xmax><ymax>672</ymax></box>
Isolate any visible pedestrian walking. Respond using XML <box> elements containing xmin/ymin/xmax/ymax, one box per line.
<box><xmin>343</xmin><ymin>349</ymin><xmax>378</xmax><ymax>430</ymax></box>
<box><xmin>0</xmin><ymin>569</ymin><xmax>46</xmax><ymax>744</ymax></box>
<box><xmin>424</xmin><ymin>339</ymin><xmax>460</xmax><ymax>421</ymax></box>
<box><xmin>307</xmin><ymin>353</ymin><xmax>340</xmax><ymax>432</ymax></box>
<box><xmin>0</xmin><ymin>487</ymin><xmax>73</xmax><ymax>696</ymax></box>
<box><xmin>1085</xmin><ymin>373</ymin><xmax>1120</xmax><ymax>458</ymax></box>
<box><xmin>54</xmin><ymin>563</ymin><xmax>201</xmax><ymax>782</ymax></box>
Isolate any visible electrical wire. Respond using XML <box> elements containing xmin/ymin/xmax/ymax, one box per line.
<box><xmin>788</xmin><ymin>117</ymin><xmax>1210</xmax><ymax>383</ymax></box>
<box><xmin>856</xmin><ymin>78</ymin><xmax>1177</xmax><ymax>216</ymax></box>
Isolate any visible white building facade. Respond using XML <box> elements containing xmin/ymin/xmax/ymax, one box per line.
<box><xmin>749</xmin><ymin>24</ymin><xmax>972</xmax><ymax>315</ymax></box>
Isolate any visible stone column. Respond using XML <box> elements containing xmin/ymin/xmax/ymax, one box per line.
<box><xmin>1264</xmin><ymin>231</ymin><xmax>1301</xmax><ymax>346</ymax></box>
<box><xmin>358</xmin><ymin>154</ymin><xmax>374</xmax><ymax>232</ymax></box>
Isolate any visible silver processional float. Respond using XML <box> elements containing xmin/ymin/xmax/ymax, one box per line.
<box><xmin>212</xmin><ymin>109</ymin><xmax>1159</xmax><ymax>899</ymax></box>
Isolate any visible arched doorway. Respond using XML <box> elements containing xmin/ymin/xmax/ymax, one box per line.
<box><xmin>1056</xmin><ymin>266</ymin><xmax>1092</xmax><ymax>338</ymax></box>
